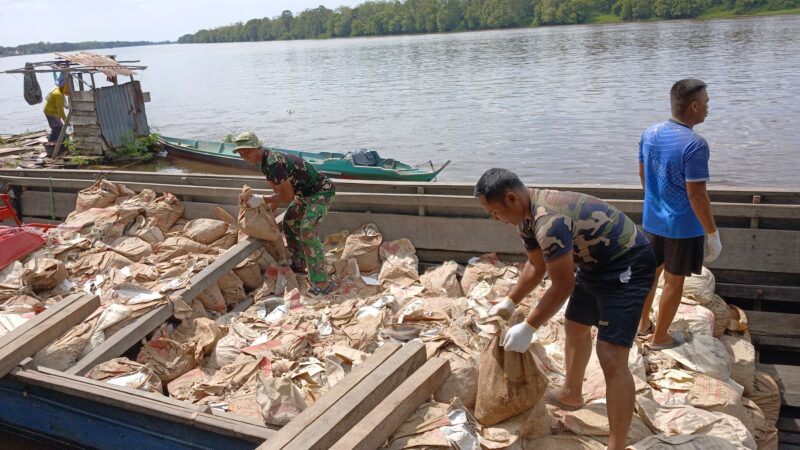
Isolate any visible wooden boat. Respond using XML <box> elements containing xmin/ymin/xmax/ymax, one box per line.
<box><xmin>0</xmin><ymin>168</ymin><xmax>799</xmax><ymax>448</ymax></box>
<box><xmin>158</xmin><ymin>135</ymin><xmax>451</xmax><ymax>182</ymax></box>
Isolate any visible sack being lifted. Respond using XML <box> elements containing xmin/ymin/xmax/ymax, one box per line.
<box><xmin>475</xmin><ymin>322</ymin><xmax>548</xmax><ymax>426</ymax></box>
<box><xmin>238</xmin><ymin>185</ymin><xmax>281</xmax><ymax>241</ymax></box>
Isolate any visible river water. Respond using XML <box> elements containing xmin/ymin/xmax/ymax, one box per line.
<box><xmin>1</xmin><ymin>16</ymin><xmax>799</xmax><ymax>186</ymax></box>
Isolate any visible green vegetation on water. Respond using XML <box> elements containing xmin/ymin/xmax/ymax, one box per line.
<box><xmin>178</xmin><ymin>0</ymin><xmax>799</xmax><ymax>44</ymax></box>
<box><xmin>105</xmin><ymin>132</ymin><xmax>161</xmax><ymax>164</ymax></box>
<box><xmin>0</xmin><ymin>41</ymin><xmax>171</xmax><ymax>58</ymax></box>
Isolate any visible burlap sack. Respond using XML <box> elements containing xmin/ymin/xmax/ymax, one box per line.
<box><xmin>22</xmin><ymin>257</ymin><xmax>67</xmax><ymax>292</ymax></box>
<box><xmin>34</xmin><ymin>319</ymin><xmax>96</xmax><ymax>370</ymax></box>
<box><xmin>127</xmin><ymin>216</ymin><xmax>165</xmax><ymax>244</ymax></box>
<box><xmin>108</xmin><ymin>236</ymin><xmax>152</xmax><ymax>262</ymax></box>
<box><xmin>728</xmin><ymin>304</ymin><xmax>749</xmax><ymax>333</ymax></box>
<box><xmin>153</xmin><ymin>236</ymin><xmax>209</xmax><ymax>262</ymax></box>
<box><xmin>525</xmin><ymin>434</ymin><xmax>606</xmax><ymax>450</ymax></box>
<box><xmin>706</xmin><ymin>294</ymin><xmax>731</xmax><ymax>338</ymax></box>
<box><xmin>137</xmin><ymin>336</ymin><xmax>197</xmax><ymax>384</ymax></box>
<box><xmin>563</xmin><ymin>402</ymin><xmax>653</xmax><ymax>445</ymax></box>
<box><xmin>378</xmin><ymin>238</ymin><xmax>419</xmax><ymax>288</ymax></box>
<box><xmin>628</xmin><ymin>434</ymin><xmax>738</xmax><ymax>450</ymax></box>
<box><xmin>86</xmin><ymin>357</ymin><xmax>163</xmax><ymax>394</ymax></box>
<box><xmin>721</xmin><ymin>333</ymin><xmax>756</xmax><ymax>395</ymax></box>
<box><xmin>474</xmin><ymin>327</ymin><xmax>547</xmax><ymax>425</ymax></box>
<box><xmin>234</xmin><ymin>251</ymin><xmax>265</xmax><ymax>290</ymax></box>
<box><xmin>237</xmin><ymin>185</ymin><xmax>281</xmax><ymax>241</ymax></box>
<box><xmin>688</xmin><ymin>374</ymin><xmax>754</xmax><ymax>432</ymax></box>
<box><xmin>196</xmin><ymin>283</ymin><xmax>226</xmax><ymax>313</ymax></box>
<box><xmin>420</xmin><ymin>260</ymin><xmax>463</xmax><ymax>298</ymax></box>
<box><xmin>482</xmin><ymin>400</ymin><xmax>550</xmax><ymax>444</ymax></box>
<box><xmin>209</xmin><ymin>230</ymin><xmax>238</xmax><ymax>251</ymax></box>
<box><xmin>75</xmin><ymin>179</ymin><xmax>130</xmax><ymax>213</ymax></box>
<box><xmin>434</xmin><ymin>347</ymin><xmax>479</xmax><ymax>409</ymax></box>
<box><xmin>217</xmin><ymin>271</ymin><xmax>246</xmax><ymax>306</ymax></box>
<box><xmin>71</xmin><ymin>251</ymin><xmax>134</xmax><ymax>276</ymax></box>
<box><xmin>213</xmin><ymin>206</ymin><xmax>237</xmax><ymax>225</ymax></box>
<box><xmin>183</xmin><ymin>218</ymin><xmax>229</xmax><ymax>244</ymax></box>
<box><xmin>461</xmin><ymin>253</ymin><xmax>507</xmax><ymax>295</ymax></box>
<box><xmin>681</xmin><ymin>266</ymin><xmax>716</xmax><ymax>305</ymax></box>
<box><xmin>256</xmin><ymin>373</ymin><xmax>308</xmax><ymax>426</ymax></box>
<box><xmin>145</xmin><ymin>193</ymin><xmax>184</xmax><ymax>233</ymax></box>
<box><xmin>171</xmin><ymin>317</ymin><xmax>224</xmax><ymax>362</ymax></box>
<box><xmin>746</xmin><ymin>371</ymin><xmax>781</xmax><ymax>426</ymax></box>
<box><xmin>341</xmin><ymin>223</ymin><xmax>382</xmax><ymax>273</ymax></box>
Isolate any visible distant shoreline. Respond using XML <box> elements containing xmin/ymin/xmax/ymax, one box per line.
<box><xmin>0</xmin><ymin>41</ymin><xmax>173</xmax><ymax>59</ymax></box>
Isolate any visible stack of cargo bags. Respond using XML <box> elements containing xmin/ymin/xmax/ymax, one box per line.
<box><xmin>0</xmin><ymin>179</ymin><xmax>782</xmax><ymax>449</ymax></box>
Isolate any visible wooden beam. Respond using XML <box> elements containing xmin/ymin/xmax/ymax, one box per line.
<box><xmin>66</xmin><ymin>236</ymin><xmax>268</xmax><ymax>376</ymax></box>
<box><xmin>329</xmin><ymin>357</ymin><xmax>450</xmax><ymax>450</ymax></box>
<box><xmin>755</xmin><ymin>363</ymin><xmax>800</xmax><ymax>408</ymax></box>
<box><xmin>269</xmin><ymin>341</ymin><xmax>427</xmax><ymax>450</ymax></box>
<box><xmin>751</xmin><ymin>336</ymin><xmax>800</xmax><ymax>353</ymax></box>
<box><xmin>0</xmin><ymin>294</ymin><xmax>99</xmax><ymax>377</ymax></box>
<box><xmin>715</xmin><ymin>283</ymin><xmax>799</xmax><ymax>303</ymax></box>
<box><xmin>10</xmin><ymin>367</ymin><xmax>275</xmax><ymax>442</ymax></box>
<box><xmin>260</xmin><ymin>342</ymin><xmax>402</xmax><ymax>449</ymax></box>
<box><xmin>747</xmin><ymin>310</ymin><xmax>800</xmax><ymax>340</ymax></box>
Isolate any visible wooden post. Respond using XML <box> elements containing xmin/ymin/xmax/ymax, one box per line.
<box><xmin>751</xmin><ymin>195</ymin><xmax>762</xmax><ymax>229</ymax></box>
<box><xmin>417</xmin><ymin>186</ymin><xmax>426</xmax><ymax>216</ymax></box>
<box><xmin>77</xmin><ymin>73</ymin><xmax>85</xmax><ymax>91</ymax></box>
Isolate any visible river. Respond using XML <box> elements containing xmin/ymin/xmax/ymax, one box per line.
<box><xmin>1</xmin><ymin>16</ymin><xmax>799</xmax><ymax>186</ymax></box>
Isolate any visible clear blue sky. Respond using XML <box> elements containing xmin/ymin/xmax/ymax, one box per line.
<box><xmin>0</xmin><ymin>0</ymin><xmax>365</xmax><ymax>47</ymax></box>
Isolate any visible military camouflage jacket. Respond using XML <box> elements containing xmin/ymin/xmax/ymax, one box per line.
<box><xmin>517</xmin><ymin>188</ymin><xmax>648</xmax><ymax>269</ymax></box>
<box><xmin>261</xmin><ymin>150</ymin><xmax>334</xmax><ymax>197</ymax></box>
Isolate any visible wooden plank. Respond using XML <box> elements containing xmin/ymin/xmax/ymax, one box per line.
<box><xmin>10</xmin><ymin>367</ymin><xmax>275</xmax><ymax>442</ymax></box>
<box><xmin>70</xmin><ymin>90</ymin><xmax>94</xmax><ymax>102</ymax></box>
<box><xmin>779</xmin><ymin>417</ymin><xmax>800</xmax><ymax>434</ymax></box>
<box><xmin>707</xmin><ymin>228</ymin><xmax>800</xmax><ymax>274</ymax></box>
<box><xmin>716</xmin><ymin>283</ymin><xmax>800</xmax><ymax>303</ymax></box>
<box><xmin>748</xmin><ymin>310</ymin><xmax>800</xmax><ymax>339</ymax></box>
<box><xmin>273</xmin><ymin>341</ymin><xmax>427</xmax><ymax>450</ymax></box>
<box><xmin>67</xmin><ymin>235</ymin><xmax>268</xmax><ymax>376</ymax></box>
<box><xmin>752</xmin><ymin>336</ymin><xmax>800</xmax><ymax>352</ymax></box>
<box><xmin>0</xmin><ymin>294</ymin><xmax>99</xmax><ymax>377</ymax></box>
<box><xmin>756</xmin><ymin>363</ymin><xmax>800</xmax><ymax>408</ymax></box>
<box><xmin>262</xmin><ymin>342</ymin><xmax>402</xmax><ymax>449</ymax></box>
<box><xmin>330</xmin><ymin>357</ymin><xmax>450</xmax><ymax>450</ymax></box>
<box><xmin>69</xmin><ymin>112</ymin><xmax>97</xmax><ymax>127</ymax></box>
<box><xmin>0</xmin><ymin>293</ymin><xmax>85</xmax><ymax>352</ymax></box>
<box><xmin>70</xmin><ymin>101</ymin><xmax>96</xmax><ymax>113</ymax></box>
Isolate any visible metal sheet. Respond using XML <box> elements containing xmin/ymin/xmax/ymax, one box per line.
<box><xmin>95</xmin><ymin>81</ymin><xmax>150</xmax><ymax>148</ymax></box>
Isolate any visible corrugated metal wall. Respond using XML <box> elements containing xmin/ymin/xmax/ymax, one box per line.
<box><xmin>95</xmin><ymin>81</ymin><xmax>149</xmax><ymax>148</ymax></box>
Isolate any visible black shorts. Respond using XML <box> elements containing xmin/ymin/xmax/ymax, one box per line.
<box><xmin>565</xmin><ymin>245</ymin><xmax>656</xmax><ymax>348</ymax></box>
<box><xmin>645</xmin><ymin>232</ymin><xmax>704</xmax><ymax>276</ymax></box>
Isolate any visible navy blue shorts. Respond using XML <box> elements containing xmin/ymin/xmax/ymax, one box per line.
<box><xmin>565</xmin><ymin>245</ymin><xmax>657</xmax><ymax>348</ymax></box>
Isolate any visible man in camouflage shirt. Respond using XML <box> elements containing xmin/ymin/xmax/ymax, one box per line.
<box><xmin>476</xmin><ymin>168</ymin><xmax>655</xmax><ymax>450</ymax></box>
<box><xmin>233</xmin><ymin>132</ymin><xmax>336</xmax><ymax>295</ymax></box>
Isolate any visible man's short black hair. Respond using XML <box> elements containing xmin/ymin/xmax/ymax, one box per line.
<box><xmin>671</xmin><ymin>78</ymin><xmax>707</xmax><ymax>116</ymax></box>
<box><xmin>474</xmin><ymin>168</ymin><xmax>526</xmax><ymax>202</ymax></box>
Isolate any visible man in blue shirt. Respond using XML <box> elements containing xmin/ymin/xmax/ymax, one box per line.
<box><xmin>637</xmin><ymin>79</ymin><xmax>722</xmax><ymax>350</ymax></box>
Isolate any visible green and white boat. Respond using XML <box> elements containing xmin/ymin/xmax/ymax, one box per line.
<box><xmin>158</xmin><ymin>135</ymin><xmax>450</xmax><ymax>182</ymax></box>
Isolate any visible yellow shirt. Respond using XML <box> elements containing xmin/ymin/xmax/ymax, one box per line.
<box><xmin>43</xmin><ymin>87</ymin><xmax>66</xmax><ymax>121</ymax></box>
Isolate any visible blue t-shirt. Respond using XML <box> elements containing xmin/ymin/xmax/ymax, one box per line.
<box><xmin>639</xmin><ymin>120</ymin><xmax>710</xmax><ymax>239</ymax></box>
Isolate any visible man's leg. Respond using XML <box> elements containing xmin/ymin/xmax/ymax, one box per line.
<box><xmin>282</xmin><ymin>199</ymin><xmax>306</xmax><ymax>273</ymax></box>
<box><xmin>637</xmin><ymin>264</ymin><xmax>664</xmax><ymax>334</ymax></box>
<box><xmin>45</xmin><ymin>115</ymin><xmax>62</xmax><ymax>143</ymax></box>
<box><xmin>298</xmin><ymin>195</ymin><xmax>331</xmax><ymax>288</ymax></box>
<box><xmin>596</xmin><ymin>340</ymin><xmax>635</xmax><ymax>450</ymax></box>
<box><xmin>551</xmin><ymin>318</ymin><xmax>593</xmax><ymax>408</ymax></box>
<box><xmin>650</xmin><ymin>271</ymin><xmax>685</xmax><ymax>346</ymax></box>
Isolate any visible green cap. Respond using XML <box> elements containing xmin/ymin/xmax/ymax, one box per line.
<box><xmin>232</xmin><ymin>131</ymin><xmax>263</xmax><ymax>153</ymax></box>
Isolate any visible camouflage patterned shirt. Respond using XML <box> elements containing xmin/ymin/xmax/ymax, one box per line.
<box><xmin>517</xmin><ymin>189</ymin><xmax>648</xmax><ymax>269</ymax></box>
<box><xmin>261</xmin><ymin>150</ymin><xmax>335</xmax><ymax>197</ymax></box>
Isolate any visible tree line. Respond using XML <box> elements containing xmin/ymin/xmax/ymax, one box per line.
<box><xmin>0</xmin><ymin>41</ymin><xmax>170</xmax><ymax>58</ymax></box>
<box><xmin>177</xmin><ymin>0</ymin><xmax>798</xmax><ymax>43</ymax></box>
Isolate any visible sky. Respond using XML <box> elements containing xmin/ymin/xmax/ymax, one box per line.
<box><xmin>0</xmin><ymin>0</ymin><xmax>366</xmax><ymax>47</ymax></box>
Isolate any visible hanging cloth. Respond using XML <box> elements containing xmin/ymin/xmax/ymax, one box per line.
<box><xmin>23</xmin><ymin>63</ymin><xmax>42</xmax><ymax>105</ymax></box>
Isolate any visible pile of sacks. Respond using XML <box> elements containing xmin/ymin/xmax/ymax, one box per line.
<box><xmin>0</xmin><ymin>180</ymin><xmax>782</xmax><ymax>449</ymax></box>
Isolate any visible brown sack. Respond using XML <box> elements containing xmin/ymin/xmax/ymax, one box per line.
<box><xmin>237</xmin><ymin>185</ymin><xmax>281</xmax><ymax>241</ymax></box>
<box><xmin>108</xmin><ymin>236</ymin><xmax>152</xmax><ymax>262</ymax></box>
<box><xmin>87</xmin><ymin>357</ymin><xmax>164</xmax><ymax>394</ymax></box>
<box><xmin>196</xmin><ymin>283</ymin><xmax>226</xmax><ymax>313</ymax></box>
<box><xmin>474</xmin><ymin>327</ymin><xmax>547</xmax><ymax>425</ymax></box>
<box><xmin>145</xmin><ymin>193</ymin><xmax>184</xmax><ymax>233</ymax></box>
<box><xmin>706</xmin><ymin>294</ymin><xmax>731</xmax><ymax>338</ymax></box>
<box><xmin>234</xmin><ymin>251</ymin><xmax>265</xmax><ymax>290</ymax></box>
<box><xmin>153</xmin><ymin>236</ymin><xmax>210</xmax><ymax>262</ymax></box>
<box><xmin>378</xmin><ymin>238</ymin><xmax>419</xmax><ymax>288</ymax></box>
<box><xmin>218</xmin><ymin>271</ymin><xmax>246</xmax><ymax>306</ymax></box>
<box><xmin>137</xmin><ymin>336</ymin><xmax>197</xmax><ymax>384</ymax></box>
<box><xmin>420</xmin><ymin>261</ymin><xmax>463</xmax><ymax>298</ymax></box>
<box><xmin>461</xmin><ymin>253</ymin><xmax>507</xmax><ymax>295</ymax></box>
<box><xmin>746</xmin><ymin>371</ymin><xmax>781</xmax><ymax>426</ymax></box>
<box><xmin>341</xmin><ymin>223</ymin><xmax>382</xmax><ymax>273</ymax></box>
<box><xmin>22</xmin><ymin>257</ymin><xmax>68</xmax><ymax>292</ymax></box>
<box><xmin>721</xmin><ymin>333</ymin><xmax>756</xmax><ymax>395</ymax></box>
<box><xmin>256</xmin><ymin>373</ymin><xmax>308</xmax><ymax>426</ymax></box>
<box><xmin>183</xmin><ymin>218</ymin><xmax>229</xmax><ymax>244</ymax></box>
<box><xmin>75</xmin><ymin>179</ymin><xmax>128</xmax><ymax>213</ymax></box>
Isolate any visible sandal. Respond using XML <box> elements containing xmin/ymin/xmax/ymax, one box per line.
<box><xmin>544</xmin><ymin>389</ymin><xmax>584</xmax><ymax>412</ymax></box>
<box><xmin>637</xmin><ymin>320</ymin><xmax>655</xmax><ymax>337</ymax></box>
<box><xmin>308</xmin><ymin>281</ymin><xmax>337</xmax><ymax>297</ymax></box>
<box><xmin>647</xmin><ymin>331</ymin><xmax>690</xmax><ymax>351</ymax></box>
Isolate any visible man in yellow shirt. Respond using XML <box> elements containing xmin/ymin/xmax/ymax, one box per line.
<box><xmin>43</xmin><ymin>76</ymin><xmax>69</xmax><ymax>145</ymax></box>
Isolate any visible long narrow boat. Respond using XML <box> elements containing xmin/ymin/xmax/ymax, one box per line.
<box><xmin>157</xmin><ymin>135</ymin><xmax>451</xmax><ymax>182</ymax></box>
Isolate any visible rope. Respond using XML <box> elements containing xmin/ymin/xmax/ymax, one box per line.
<box><xmin>48</xmin><ymin>176</ymin><xmax>56</xmax><ymax>221</ymax></box>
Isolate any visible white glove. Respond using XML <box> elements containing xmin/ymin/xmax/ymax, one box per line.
<box><xmin>502</xmin><ymin>321</ymin><xmax>537</xmax><ymax>353</ymax></box>
<box><xmin>488</xmin><ymin>297</ymin><xmax>516</xmax><ymax>319</ymax></box>
<box><xmin>704</xmin><ymin>230</ymin><xmax>722</xmax><ymax>263</ymax></box>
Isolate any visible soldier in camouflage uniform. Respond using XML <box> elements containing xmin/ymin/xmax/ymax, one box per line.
<box><xmin>476</xmin><ymin>168</ymin><xmax>655</xmax><ymax>450</ymax></box>
<box><xmin>233</xmin><ymin>132</ymin><xmax>336</xmax><ymax>295</ymax></box>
